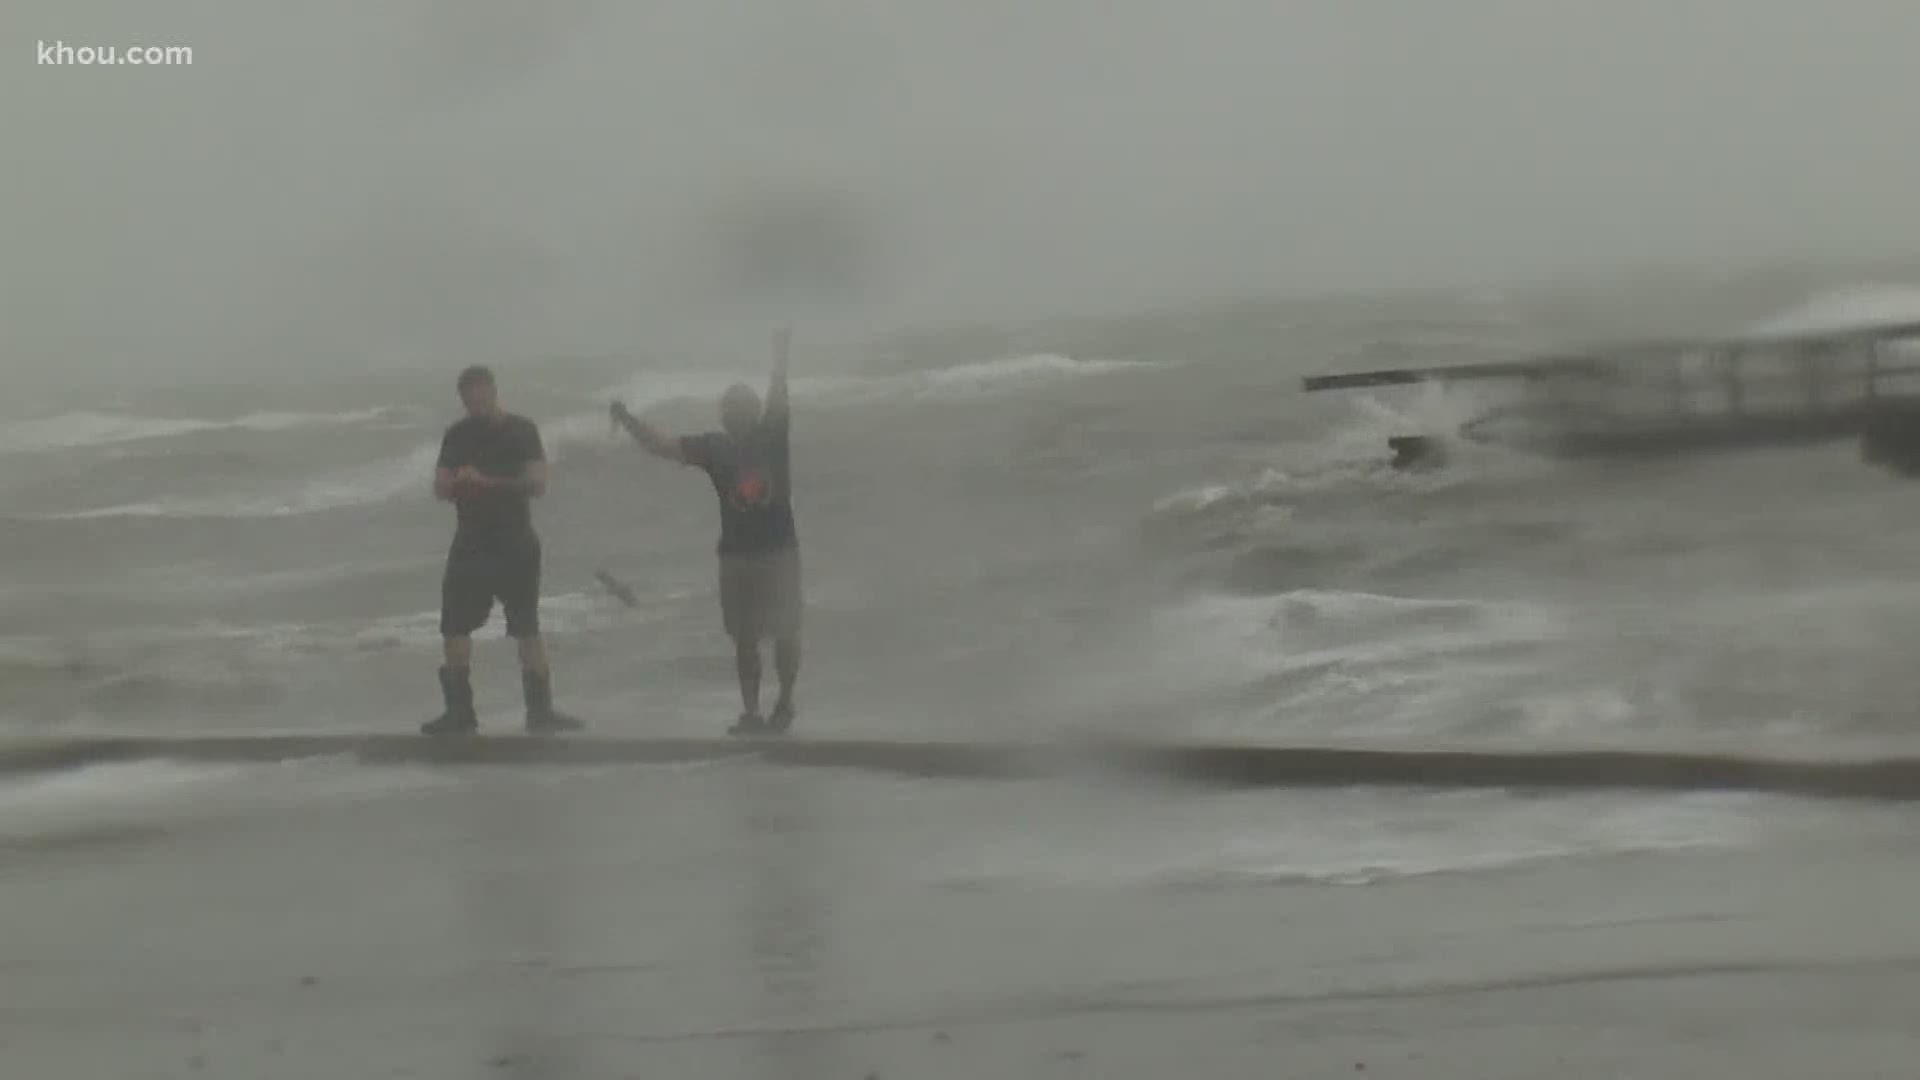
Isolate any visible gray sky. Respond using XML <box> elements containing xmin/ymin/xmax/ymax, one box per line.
<box><xmin>7</xmin><ymin>0</ymin><xmax>1920</xmax><ymax>380</ymax></box>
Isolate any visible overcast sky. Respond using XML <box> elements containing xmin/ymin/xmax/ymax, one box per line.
<box><xmin>7</xmin><ymin>0</ymin><xmax>1920</xmax><ymax>380</ymax></box>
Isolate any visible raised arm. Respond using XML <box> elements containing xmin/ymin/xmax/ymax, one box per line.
<box><xmin>765</xmin><ymin>326</ymin><xmax>790</xmax><ymax>422</ymax></box>
<box><xmin>610</xmin><ymin>400</ymin><xmax>689</xmax><ymax>463</ymax></box>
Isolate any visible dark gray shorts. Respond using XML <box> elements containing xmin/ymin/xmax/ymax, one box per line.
<box><xmin>441</xmin><ymin>536</ymin><xmax>542</xmax><ymax>639</ymax></box>
<box><xmin>718</xmin><ymin>547</ymin><xmax>801</xmax><ymax>642</ymax></box>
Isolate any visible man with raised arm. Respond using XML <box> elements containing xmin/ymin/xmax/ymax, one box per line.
<box><xmin>610</xmin><ymin>331</ymin><xmax>802</xmax><ymax>736</ymax></box>
<box><xmin>424</xmin><ymin>364</ymin><xmax>582</xmax><ymax>735</ymax></box>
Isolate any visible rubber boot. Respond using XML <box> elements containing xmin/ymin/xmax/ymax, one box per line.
<box><xmin>422</xmin><ymin>665</ymin><xmax>477</xmax><ymax>735</ymax></box>
<box><xmin>522</xmin><ymin>668</ymin><xmax>582</xmax><ymax>734</ymax></box>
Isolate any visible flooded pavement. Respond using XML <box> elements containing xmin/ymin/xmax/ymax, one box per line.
<box><xmin>4</xmin><ymin>758</ymin><xmax>1920</xmax><ymax>1078</ymax></box>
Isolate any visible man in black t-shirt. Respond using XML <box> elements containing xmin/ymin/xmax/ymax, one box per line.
<box><xmin>424</xmin><ymin>365</ymin><xmax>582</xmax><ymax>735</ymax></box>
<box><xmin>611</xmin><ymin>329</ymin><xmax>802</xmax><ymax>735</ymax></box>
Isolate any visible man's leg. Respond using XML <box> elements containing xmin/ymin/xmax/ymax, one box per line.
<box><xmin>767</xmin><ymin>548</ymin><xmax>802</xmax><ymax>731</ymax></box>
<box><xmin>769</xmin><ymin>636</ymin><xmax>800</xmax><ymax>727</ymax></box>
<box><xmin>427</xmin><ymin>561</ymin><xmax>486</xmax><ymax>734</ymax></box>
<box><xmin>720</xmin><ymin>555</ymin><xmax>769</xmax><ymax>733</ymax></box>
<box><xmin>515</xmin><ymin>634</ymin><xmax>580</xmax><ymax>733</ymax></box>
<box><xmin>516</xmin><ymin>634</ymin><xmax>547</xmax><ymax>673</ymax></box>
<box><xmin>444</xmin><ymin>636</ymin><xmax>473</xmax><ymax>667</ymax></box>
<box><xmin>503</xmin><ymin>539</ymin><xmax>580</xmax><ymax>733</ymax></box>
<box><xmin>733</xmin><ymin>635</ymin><xmax>763</xmax><ymax>718</ymax></box>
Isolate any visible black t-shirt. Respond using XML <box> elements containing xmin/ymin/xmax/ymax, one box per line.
<box><xmin>680</xmin><ymin>411</ymin><xmax>796</xmax><ymax>555</ymax></box>
<box><xmin>437</xmin><ymin>413</ymin><xmax>544</xmax><ymax>544</ymax></box>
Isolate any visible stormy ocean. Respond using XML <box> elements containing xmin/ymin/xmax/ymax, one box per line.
<box><xmin>10</xmin><ymin>279</ymin><xmax>1920</xmax><ymax>1077</ymax></box>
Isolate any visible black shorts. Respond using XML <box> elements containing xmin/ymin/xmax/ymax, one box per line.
<box><xmin>441</xmin><ymin>535</ymin><xmax>542</xmax><ymax>639</ymax></box>
<box><xmin>718</xmin><ymin>547</ymin><xmax>802</xmax><ymax>642</ymax></box>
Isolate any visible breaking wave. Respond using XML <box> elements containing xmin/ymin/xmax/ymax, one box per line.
<box><xmin>0</xmin><ymin>407</ymin><xmax>404</xmax><ymax>457</ymax></box>
<box><xmin>1744</xmin><ymin>283</ymin><xmax>1920</xmax><ymax>337</ymax></box>
<box><xmin>0</xmin><ymin>759</ymin><xmax>454</xmax><ymax>849</ymax></box>
<box><xmin>26</xmin><ymin>353</ymin><xmax>1156</xmax><ymax>522</ymax></box>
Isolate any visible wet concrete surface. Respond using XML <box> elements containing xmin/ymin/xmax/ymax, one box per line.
<box><xmin>4</xmin><ymin>759</ymin><xmax>1920</xmax><ymax>1078</ymax></box>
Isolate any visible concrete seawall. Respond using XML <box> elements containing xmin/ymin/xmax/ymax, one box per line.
<box><xmin>9</xmin><ymin>732</ymin><xmax>1920</xmax><ymax>801</ymax></box>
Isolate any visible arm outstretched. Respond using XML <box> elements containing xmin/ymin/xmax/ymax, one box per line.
<box><xmin>611</xmin><ymin>401</ymin><xmax>688</xmax><ymax>463</ymax></box>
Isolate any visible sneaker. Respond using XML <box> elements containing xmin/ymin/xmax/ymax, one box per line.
<box><xmin>766</xmin><ymin>698</ymin><xmax>796</xmax><ymax>734</ymax></box>
<box><xmin>728</xmin><ymin>713</ymin><xmax>770</xmax><ymax>737</ymax></box>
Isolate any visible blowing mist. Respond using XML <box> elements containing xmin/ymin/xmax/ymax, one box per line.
<box><xmin>10</xmin><ymin>2</ymin><xmax>1920</xmax><ymax>1077</ymax></box>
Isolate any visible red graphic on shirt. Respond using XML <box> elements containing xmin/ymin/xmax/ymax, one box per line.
<box><xmin>730</xmin><ymin>469</ymin><xmax>769</xmax><ymax>508</ymax></box>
